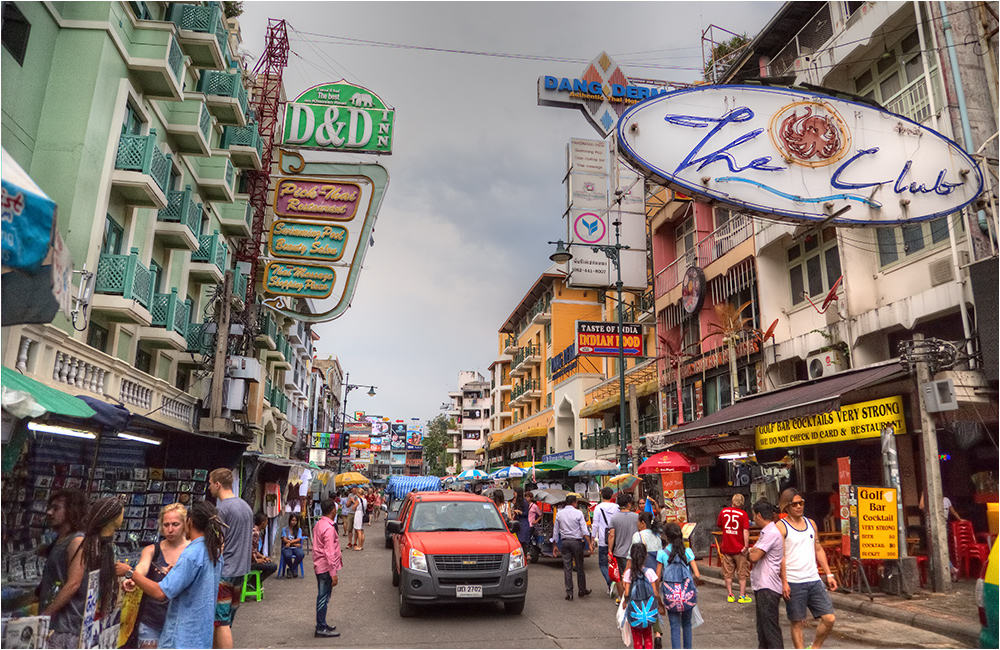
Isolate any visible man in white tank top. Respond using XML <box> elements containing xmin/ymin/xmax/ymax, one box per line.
<box><xmin>776</xmin><ymin>489</ymin><xmax>837</xmax><ymax>649</ymax></box>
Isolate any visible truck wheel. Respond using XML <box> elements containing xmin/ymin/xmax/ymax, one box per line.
<box><xmin>529</xmin><ymin>545</ymin><xmax>539</xmax><ymax>564</ymax></box>
<box><xmin>504</xmin><ymin>599</ymin><xmax>525</xmax><ymax>615</ymax></box>
<box><xmin>399</xmin><ymin>589</ymin><xmax>416</xmax><ymax>618</ymax></box>
<box><xmin>391</xmin><ymin>550</ymin><xmax>400</xmax><ymax>587</ymax></box>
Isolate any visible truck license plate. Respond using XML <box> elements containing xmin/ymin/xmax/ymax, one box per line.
<box><xmin>456</xmin><ymin>585</ymin><xmax>482</xmax><ymax>598</ymax></box>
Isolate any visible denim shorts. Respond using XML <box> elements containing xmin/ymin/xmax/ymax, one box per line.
<box><xmin>137</xmin><ymin>621</ymin><xmax>162</xmax><ymax>648</ymax></box>
<box><xmin>785</xmin><ymin>579</ymin><xmax>834</xmax><ymax>621</ymax></box>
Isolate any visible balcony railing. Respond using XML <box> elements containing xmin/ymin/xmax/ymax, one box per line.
<box><xmin>150</xmin><ymin>289</ymin><xmax>191</xmax><ymax>336</ymax></box>
<box><xmin>157</xmin><ymin>187</ymin><xmax>200</xmax><ymax>238</ymax></box>
<box><xmin>769</xmin><ymin>3</ymin><xmax>833</xmax><ymax>77</ymax></box>
<box><xmin>233</xmin><ymin>269</ymin><xmax>247</xmax><ymax>302</ymax></box>
<box><xmin>580</xmin><ymin>427</ymin><xmax>617</xmax><ymax>450</ymax></box>
<box><xmin>257</xmin><ymin>308</ymin><xmax>277</xmax><ymax>340</ymax></box>
<box><xmin>185</xmin><ymin>322</ymin><xmax>208</xmax><ymax>354</ymax></box>
<box><xmin>654</xmin><ymin>213</ymin><xmax>753</xmax><ymax>298</ymax></box>
<box><xmin>198</xmin><ymin>101</ymin><xmax>212</xmax><ymax>141</ymax></box>
<box><xmin>623</xmin><ymin>288</ymin><xmax>655</xmax><ymax>322</ymax></box>
<box><xmin>263</xmin><ymin>376</ymin><xmax>272</xmax><ymax>401</ymax></box>
<box><xmin>220</xmin><ymin>121</ymin><xmax>263</xmax><ymax>159</ymax></box>
<box><xmin>199</xmin><ymin>70</ymin><xmax>248</xmax><ymax>116</ymax></box>
<box><xmin>191</xmin><ymin>231</ymin><xmax>227</xmax><ymax>271</ymax></box>
<box><xmin>528</xmin><ymin>297</ymin><xmax>551</xmax><ymax>321</ymax></box>
<box><xmin>115</xmin><ymin>132</ymin><xmax>170</xmax><ymax>191</ymax></box>
<box><xmin>167</xmin><ymin>34</ymin><xmax>184</xmax><ymax>81</ymax></box>
<box><xmin>512</xmin><ymin>344</ymin><xmax>540</xmax><ymax>368</ymax></box>
<box><xmin>95</xmin><ymin>249</ymin><xmax>154</xmax><ymax>310</ymax></box>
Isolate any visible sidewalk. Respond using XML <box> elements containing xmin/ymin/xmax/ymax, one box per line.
<box><xmin>700</xmin><ymin>565</ymin><xmax>981</xmax><ymax>648</ymax></box>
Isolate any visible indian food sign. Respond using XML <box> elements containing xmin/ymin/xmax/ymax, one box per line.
<box><xmin>617</xmin><ymin>85</ymin><xmax>983</xmax><ymax>226</ymax></box>
<box><xmin>755</xmin><ymin>395</ymin><xmax>906</xmax><ymax>450</ymax></box>
<box><xmin>283</xmin><ymin>81</ymin><xmax>394</xmax><ymax>154</ymax></box>
<box><xmin>575</xmin><ymin>320</ymin><xmax>644</xmax><ymax>357</ymax></box>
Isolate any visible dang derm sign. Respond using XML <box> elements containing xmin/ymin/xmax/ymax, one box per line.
<box><xmin>616</xmin><ymin>85</ymin><xmax>983</xmax><ymax>226</ymax></box>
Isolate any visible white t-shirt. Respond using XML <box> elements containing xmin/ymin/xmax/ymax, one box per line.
<box><xmin>623</xmin><ymin>566</ymin><xmax>658</xmax><ymax>585</ymax></box>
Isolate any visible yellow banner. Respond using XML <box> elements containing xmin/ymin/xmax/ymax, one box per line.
<box><xmin>754</xmin><ymin>395</ymin><xmax>906</xmax><ymax>450</ymax></box>
<box><xmin>857</xmin><ymin>487</ymin><xmax>899</xmax><ymax>560</ymax></box>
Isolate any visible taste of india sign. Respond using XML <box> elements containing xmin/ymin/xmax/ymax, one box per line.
<box><xmin>755</xmin><ymin>395</ymin><xmax>906</xmax><ymax>450</ymax></box>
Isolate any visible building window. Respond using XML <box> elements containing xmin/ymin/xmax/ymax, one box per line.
<box><xmin>127</xmin><ymin>1</ymin><xmax>151</xmax><ymax>20</ymax></box>
<box><xmin>787</xmin><ymin>227</ymin><xmax>840</xmax><ymax>306</ymax></box>
<box><xmin>87</xmin><ymin>322</ymin><xmax>109</xmax><ymax>354</ymax></box>
<box><xmin>875</xmin><ymin>215</ymin><xmax>958</xmax><ymax>267</ymax></box>
<box><xmin>101</xmin><ymin>216</ymin><xmax>124</xmax><ymax>255</ymax></box>
<box><xmin>463</xmin><ymin>431</ymin><xmax>480</xmax><ymax>440</ymax></box>
<box><xmin>122</xmin><ymin>102</ymin><xmax>143</xmax><ymax>136</ymax></box>
<box><xmin>853</xmin><ymin>28</ymin><xmax>939</xmax><ymax>124</ymax></box>
<box><xmin>2</xmin><ymin>2</ymin><xmax>30</xmax><ymax>66</ymax></box>
<box><xmin>136</xmin><ymin>348</ymin><xmax>152</xmax><ymax>375</ymax></box>
<box><xmin>682</xmin><ymin>315</ymin><xmax>699</xmax><ymax>354</ymax></box>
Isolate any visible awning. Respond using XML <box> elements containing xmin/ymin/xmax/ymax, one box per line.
<box><xmin>648</xmin><ymin>362</ymin><xmax>905</xmax><ymax>449</ymax></box>
<box><xmin>489</xmin><ymin>431</ymin><xmax>518</xmax><ymax>450</ymax></box>
<box><xmin>511</xmin><ymin>427</ymin><xmax>547</xmax><ymax>441</ymax></box>
<box><xmin>579</xmin><ymin>378</ymin><xmax>659</xmax><ymax>418</ymax></box>
<box><xmin>1</xmin><ymin>366</ymin><xmax>96</xmax><ymax>419</ymax></box>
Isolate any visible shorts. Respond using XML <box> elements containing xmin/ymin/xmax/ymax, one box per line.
<box><xmin>720</xmin><ymin>552</ymin><xmax>751</xmax><ymax>580</ymax></box>
<box><xmin>341</xmin><ymin>513</ymin><xmax>355</xmax><ymax>537</ymax></box>
<box><xmin>215</xmin><ymin>575</ymin><xmax>244</xmax><ymax>627</ymax></box>
<box><xmin>137</xmin><ymin>621</ymin><xmax>162</xmax><ymax>648</ymax></box>
<box><xmin>785</xmin><ymin>580</ymin><xmax>835</xmax><ymax>622</ymax></box>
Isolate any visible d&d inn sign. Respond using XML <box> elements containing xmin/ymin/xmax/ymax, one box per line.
<box><xmin>283</xmin><ymin>81</ymin><xmax>394</xmax><ymax>154</ymax></box>
<box><xmin>617</xmin><ymin>85</ymin><xmax>984</xmax><ymax>226</ymax></box>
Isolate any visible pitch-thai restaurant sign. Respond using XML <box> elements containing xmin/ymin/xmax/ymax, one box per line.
<box><xmin>617</xmin><ymin>85</ymin><xmax>983</xmax><ymax>226</ymax></box>
<box><xmin>283</xmin><ymin>81</ymin><xmax>394</xmax><ymax>154</ymax></box>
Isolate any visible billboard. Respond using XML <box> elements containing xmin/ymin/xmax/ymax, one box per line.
<box><xmin>282</xmin><ymin>81</ymin><xmax>394</xmax><ymax>154</ymax></box>
<box><xmin>390</xmin><ymin>423</ymin><xmax>406</xmax><ymax>451</ymax></box>
<box><xmin>406</xmin><ymin>423</ymin><xmax>423</xmax><ymax>450</ymax></box>
<box><xmin>575</xmin><ymin>320</ymin><xmax>644</xmax><ymax>357</ymax></box>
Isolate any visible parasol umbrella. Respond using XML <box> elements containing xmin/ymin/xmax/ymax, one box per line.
<box><xmin>606</xmin><ymin>473</ymin><xmax>640</xmax><ymax>491</ymax></box>
<box><xmin>533</xmin><ymin>458</ymin><xmax>580</xmax><ymax>472</ymax></box>
<box><xmin>488</xmin><ymin>465</ymin><xmax>526</xmax><ymax>480</ymax></box>
<box><xmin>456</xmin><ymin>469</ymin><xmax>487</xmax><ymax>481</ymax></box>
<box><xmin>638</xmin><ymin>451</ymin><xmax>698</xmax><ymax>474</ymax></box>
<box><xmin>531</xmin><ymin>488</ymin><xmax>573</xmax><ymax>506</ymax></box>
<box><xmin>568</xmin><ymin>458</ymin><xmax>620</xmax><ymax>476</ymax></box>
<box><xmin>1</xmin><ymin>147</ymin><xmax>56</xmax><ymax>272</ymax></box>
<box><xmin>334</xmin><ymin>471</ymin><xmax>370</xmax><ymax>487</ymax></box>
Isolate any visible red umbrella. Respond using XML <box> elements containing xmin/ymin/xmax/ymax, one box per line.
<box><xmin>638</xmin><ymin>451</ymin><xmax>698</xmax><ymax>474</ymax></box>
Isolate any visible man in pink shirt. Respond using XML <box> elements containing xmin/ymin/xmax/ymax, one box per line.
<box><xmin>313</xmin><ymin>499</ymin><xmax>343</xmax><ymax>638</ymax></box>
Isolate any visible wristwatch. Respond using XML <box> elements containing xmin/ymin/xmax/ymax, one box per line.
<box><xmin>125</xmin><ymin>569</ymin><xmax>134</xmax><ymax>580</ymax></box>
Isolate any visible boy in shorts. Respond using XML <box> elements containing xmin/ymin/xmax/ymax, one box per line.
<box><xmin>717</xmin><ymin>493</ymin><xmax>752</xmax><ymax>603</ymax></box>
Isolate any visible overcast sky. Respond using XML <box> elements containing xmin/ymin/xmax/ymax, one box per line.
<box><xmin>238</xmin><ymin>1</ymin><xmax>780</xmax><ymax>424</ymax></box>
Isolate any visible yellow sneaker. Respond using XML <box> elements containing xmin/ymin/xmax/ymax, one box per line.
<box><xmin>738</xmin><ymin>595</ymin><xmax>752</xmax><ymax>603</ymax></box>
<box><xmin>727</xmin><ymin>594</ymin><xmax>736</xmax><ymax>603</ymax></box>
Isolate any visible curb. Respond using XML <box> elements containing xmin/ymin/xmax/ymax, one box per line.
<box><xmin>698</xmin><ymin>565</ymin><xmax>980</xmax><ymax>648</ymax></box>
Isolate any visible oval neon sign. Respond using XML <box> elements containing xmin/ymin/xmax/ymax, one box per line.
<box><xmin>617</xmin><ymin>85</ymin><xmax>983</xmax><ymax>226</ymax></box>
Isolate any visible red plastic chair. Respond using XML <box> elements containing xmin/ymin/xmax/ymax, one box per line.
<box><xmin>950</xmin><ymin>521</ymin><xmax>990</xmax><ymax>579</ymax></box>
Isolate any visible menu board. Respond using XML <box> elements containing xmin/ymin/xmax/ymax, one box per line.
<box><xmin>660</xmin><ymin>471</ymin><xmax>688</xmax><ymax>523</ymax></box>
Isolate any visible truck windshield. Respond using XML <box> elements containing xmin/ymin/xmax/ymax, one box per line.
<box><xmin>410</xmin><ymin>501</ymin><xmax>506</xmax><ymax>532</ymax></box>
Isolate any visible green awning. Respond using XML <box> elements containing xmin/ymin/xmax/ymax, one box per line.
<box><xmin>1</xmin><ymin>366</ymin><xmax>96</xmax><ymax>419</ymax></box>
<box><xmin>534</xmin><ymin>458</ymin><xmax>580</xmax><ymax>471</ymax></box>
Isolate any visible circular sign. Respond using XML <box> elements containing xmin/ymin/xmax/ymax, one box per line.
<box><xmin>681</xmin><ymin>266</ymin><xmax>706</xmax><ymax>314</ymax></box>
<box><xmin>768</xmin><ymin>101</ymin><xmax>851</xmax><ymax>168</ymax></box>
<box><xmin>573</xmin><ymin>212</ymin><xmax>606</xmax><ymax>244</ymax></box>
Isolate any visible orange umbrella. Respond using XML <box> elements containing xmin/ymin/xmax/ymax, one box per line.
<box><xmin>637</xmin><ymin>451</ymin><xmax>698</xmax><ymax>474</ymax></box>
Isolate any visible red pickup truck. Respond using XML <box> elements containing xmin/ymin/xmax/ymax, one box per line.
<box><xmin>386</xmin><ymin>491</ymin><xmax>528</xmax><ymax>617</ymax></box>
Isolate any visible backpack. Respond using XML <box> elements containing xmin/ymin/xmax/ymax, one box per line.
<box><xmin>626</xmin><ymin>569</ymin><xmax>659</xmax><ymax>628</ymax></box>
<box><xmin>660</xmin><ymin>551</ymin><xmax>697</xmax><ymax>612</ymax></box>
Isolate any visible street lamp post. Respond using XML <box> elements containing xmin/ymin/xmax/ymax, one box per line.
<box><xmin>550</xmin><ymin>192</ymin><xmax>631</xmax><ymax>472</ymax></box>
<box><xmin>336</xmin><ymin>371</ymin><xmax>377</xmax><ymax>475</ymax></box>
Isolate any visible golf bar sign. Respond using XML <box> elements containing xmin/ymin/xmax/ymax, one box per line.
<box><xmin>283</xmin><ymin>81</ymin><xmax>394</xmax><ymax>154</ymax></box>
<box><xmin>616</xmin><ymin>85</ymin><xmax>983</xmax><ymax>226</ymax></box>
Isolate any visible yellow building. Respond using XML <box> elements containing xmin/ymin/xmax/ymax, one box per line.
<box><xmin>484</xmin><ymin>263</ymin><xmax>657</xmax><ymax>470</ymax></box>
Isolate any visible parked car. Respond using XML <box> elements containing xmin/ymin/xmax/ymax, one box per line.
<box><xmin>976</xmin><ymin>538</ymin><xmax>998</xmax><ymax>648</ymax></box>
<box><xmin>386</xmin><ymin>491</ymin><xmax>527</xmax><ymax>617</ymax></box>
<box><xmin>384</xmin><ymin>499</ymin><xmax>402</xmax><ymax>548</ymax></box>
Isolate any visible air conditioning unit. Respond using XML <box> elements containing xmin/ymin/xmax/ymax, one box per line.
<box><xmin>806</xmin><ymin>350</ymin><xmax>847</xmax><ymax>380</ymax></box>
<box><xmin>226</xmin><ymin>356</ymin><xmax>261</xmax><ymax>381</ymax></box>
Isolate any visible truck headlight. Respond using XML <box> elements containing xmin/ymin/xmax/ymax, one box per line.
<box><xmin>409</xmin><ymin>548</ymin><xmax>428</xmax><ymax>573</ymax></box>
<box><xmin>509</xmin><ymin>547</ymin><xmax>525</xmax><ymax>571</ymax></box>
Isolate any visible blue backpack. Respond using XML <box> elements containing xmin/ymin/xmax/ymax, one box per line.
<box><xmin>661</xmin><ymin>552</ymin><xmax>697</xmax><ymax>612</ymax></box>
<box><xmin>627</xmin><ymin>569</ymin><xmax>659</xmax><ymax>628</ymax></box>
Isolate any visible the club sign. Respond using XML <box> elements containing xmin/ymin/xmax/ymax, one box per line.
<box><xmin>282</xmin><ymin>81</ymin><xmax>394</xmax><ymax>154</ymax></box>
<box><xmin>617</xmin><ymin>85</ymin><xmax>983</xmax><ymax>226</ymax></box>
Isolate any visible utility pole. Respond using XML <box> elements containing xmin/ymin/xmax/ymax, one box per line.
<box><xmin>914</xmin><ymin>333</ymin><xmax>950</xmax><ymax>592</ymax></box>
<box><xmin>204</xmin><ymin>270</ymin><xmax>232</xmax><ymax>434</ymax></box>
<box><xmin>629</xmin><ymin>384</ymin><xmax>641</xmax><ymax>477</ymax></box>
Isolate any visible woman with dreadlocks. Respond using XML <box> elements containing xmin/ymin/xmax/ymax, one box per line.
<box><xmin>118</xmin><ymin>501</ymin><xmax>224</xmax><ymax>649</ymax></box>
<box><xmin>79</xmin><ymin>497</ymin><xmax>126</xmax><ymax>632</ymax></box>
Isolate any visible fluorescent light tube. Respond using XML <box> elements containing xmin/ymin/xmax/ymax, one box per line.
<box><xmin>118</xmin><ymin>432</ymin><xmax>162</xmax><ymax>445</ymax></box>
<box><xmin>27</xmin><ymin>421</ymin><xmax>96</xmax><ymax>439</ymax></box>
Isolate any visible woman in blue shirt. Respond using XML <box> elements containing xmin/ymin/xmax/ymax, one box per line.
<box><xmin>281</xmin><ymin>514</ymin><xmax>305</xmax><ymax>577</ymax></box>
<box><xmin>117</xmin><ymin>501</ymin><xmax>224</xmax><ymax>649</ymax></box>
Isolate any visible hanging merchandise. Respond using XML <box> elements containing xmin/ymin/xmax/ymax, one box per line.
<box><xmin>264</xmin><ymin>482</ymin><xmax>282</xmax><ymax>518</ymax></box>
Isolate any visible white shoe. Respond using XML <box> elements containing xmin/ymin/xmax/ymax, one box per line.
<box><xmin>608</xmin><ymin>583</ymin><xmax>616</xmax><ymax>597</ymax></box>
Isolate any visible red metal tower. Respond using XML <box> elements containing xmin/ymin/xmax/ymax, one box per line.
<box><xmin>236</xmin><ymin>18</ymin><xmax>289</xmax><ymax>304</ymax></box>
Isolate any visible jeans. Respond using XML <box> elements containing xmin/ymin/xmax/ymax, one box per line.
<box><xmin>559</xmin><ymin>538</ymin><xmax>587</xmax><ymax>594</ymax></box>
<box><xmin>315</xmin><ymin>572</ymin><xmax>333</xmax><ymax>630</ymax></box>
<box><xmin>667</xmin><ymin>609</ymin><xmax>693</xmax><ymax>649</ymax></box>
<box><xmin>282</xmin><ymin>546</ymin><xmax>304</xmax><ymax>571</ymax></box>
<box><xmin>252</xmin><ymin>561</ymin><xmax>277</xmax><ymax>582</ymax></box>
<box><xmin>598</xmin><ymin>545</ymin><xmax>611</xmax><ymax>586</ymax></box>
<box><xmin>754</xmin><ymin>589</ymin><xmax>784</xmax><ymax>648</ymax></box>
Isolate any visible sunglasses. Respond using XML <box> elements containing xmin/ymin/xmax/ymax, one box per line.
<box><xmin>790</xmin><ymin>500</ymin><xmax>806</xmax><ymax>506</ymax></box>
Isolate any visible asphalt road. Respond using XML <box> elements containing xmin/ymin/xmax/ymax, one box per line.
<box><xmin>232</xmin><ymin>518</ymin><xmax>968</xmax><ymax>649</ymax></box>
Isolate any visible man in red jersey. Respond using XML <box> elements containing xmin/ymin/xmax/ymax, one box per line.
<box><xmin>717</xmin><ymin>493</ymin><xmax>752</xmax><ymax>603</ymax></box>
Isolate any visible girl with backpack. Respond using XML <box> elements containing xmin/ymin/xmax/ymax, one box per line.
<box><xmin>656</xmin><ymin>523</ymin><xmax>702</xmax><ymax>649</ymax></box>
<box><xmin>622</xmin><ymin>541</ymin><xmax>663</xmax><ymax>649</ymax></box>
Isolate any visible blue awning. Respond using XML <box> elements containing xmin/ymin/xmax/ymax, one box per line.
<box><xmin>387</xmin><ymin>475</ymin><xmax>442</xmax><ymax>499</ymax></box>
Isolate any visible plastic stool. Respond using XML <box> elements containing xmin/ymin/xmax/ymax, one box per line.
<box><xmin>278</xmin><ymin>553</ymin><xmax>304</xmax><ymax>578</ymax></box>
<box><xmin>241</xmin><ymin>570</ymin><xmax>263</xmax><ymax>602</ymax></box>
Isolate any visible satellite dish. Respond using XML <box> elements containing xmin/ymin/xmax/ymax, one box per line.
<box><xmin>821</xmin><ymin>276</ymin><xmax>843</xmax><ymax>312</ymax></box>
<box><xmin>762</xmin><ymin>319</ymin><xmax>778</xmax><ymax>341</ymax></box>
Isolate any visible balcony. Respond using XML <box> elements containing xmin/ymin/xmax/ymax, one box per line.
<box><xmin>623</xmin><ymin>288</ymin><xmax>655</xmax><ymax>325</ymax></box>
<box><xmin>190</xmin><ymin>156</ymin><xmax>235</xmax><ymax>202</ymax></box>
<box><xmin>287</xmin><ymin>320</ymin><xmax>306</xmax><ymax>348</ymax></box>
<box><xmin>214</xmin><ymin>194</ymin><xmax>252</xmax><ymax>238</ymax></box>
<box><xmin>271</xmin><ymin>333</ymin><xmax>292</xmax><ymax>370</ymax></box>
<box><xmin>167</xmin><ymin>2</ymin><xmax>227</xmax><ymax>70</ymax></box>
<box><xmin>231</xmin><ymin>269</ymin><xmax>248</xmax><ymax>307</ymax></box>
<box><xmin>198</xmin><ymin>69</ymin><xmax>248</xmax><ymax>126</ymax></box>
<box><xmin>183</xmin><ymin>322</ymin><xmax>210</xmax><ymax>357</ymax></box>
<box><xmin>510</xmin><ymin>378</ymin><xmax>541</xmax><ymax>405</ymax></box>
<box><xmin>511</xmin><ymin>344</ymin><xmax>541</xmax><ymax>376</ymax></box>
<box><xmin>140</xmin><ymin>289</ymin><xmax>191</xmax><ymax>350</ymax></box>
<box><xmin>124</xmin><ymin>26</ymin><xmax>186</xmax><ymax>100</ymax></box>
<box><xmin>156</xmin><ymin>187</ymin><xmax>201</xmax><ymax>250</ymax></box>
<box><xmin>111</xmin><ymin>132</ymin><xmax>170</xmax><ymax>208</ymax></box>
<box><xmin>220</xmin><ymin>122</ymin><xmax>263</xmax><ymax>169</ymax></box>
<box><xmin>255</xmin><ymin>308</ymin><xmax>277</xmax><ymax>350</ymax></box>
<box><xmin>91</xmin><ymin>249</ymin><xmax>154</xmax><ymax>325</ymax></box>
<box><xmin>529</xmin><ymin>297</ymin><xmax>551</xmax><ymax>325</ymax></box>
<box><xmin>503</xmin><ymin>335</ymin><xmax>517</xmax><ymax>355</ymax></box>
<box><xmin>162</xmin><ymin>99</ymin><xmax>212</xmax><ymax>155</ymax></box>
<box><xmin>654</xmin><ymin>212</ymin><xmax>753</xmax><ymax>299</ymax></box>
<box><xmin>189</xmin><ymin>231</ymin><xmax>227</xmax><ymax>283</ymax></box>
<box><xmin>581</xmin><ymin>427</ymin><xmax>617</xmax><ymax>450</ymax></box>
<box><xmin>263</xmin><ymin>376</ymin><xmax>272</xmax><ymax>404</ymax></box>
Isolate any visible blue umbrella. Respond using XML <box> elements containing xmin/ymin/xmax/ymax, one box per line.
<box><xmin>488</xmin><ymin>465</ymin><xmax>526</xmax><ymax>480</ymax></box>
<box><xmin>1</xmin><ymin>147</ymin><xmax>56</xmax><ymax>272</ymax></box>
<box><xmin>456</xmin><ymin>469</ymin><xmax>487</xmax><ymax>481</ymax></box>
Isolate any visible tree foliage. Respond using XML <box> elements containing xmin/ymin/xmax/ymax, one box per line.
<box><xmin>422</xmin><ymin>414</ymin><xmax>451</xmax><ymax>476</ymax></box>
<box><xmin>222</xmin><ymin>1</ymin><xmax>244</xmax><ymax>19</ymax></box>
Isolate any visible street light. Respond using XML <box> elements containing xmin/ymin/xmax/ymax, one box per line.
<box><xmin>337</xmin><ymin>371</ymin><xmax>377</xmax><ymax>474</ymax></box>
<box><xmin>549</xmin><ymin>192</ymin><xmax>631</xmax><ymax>473</ymax></box>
